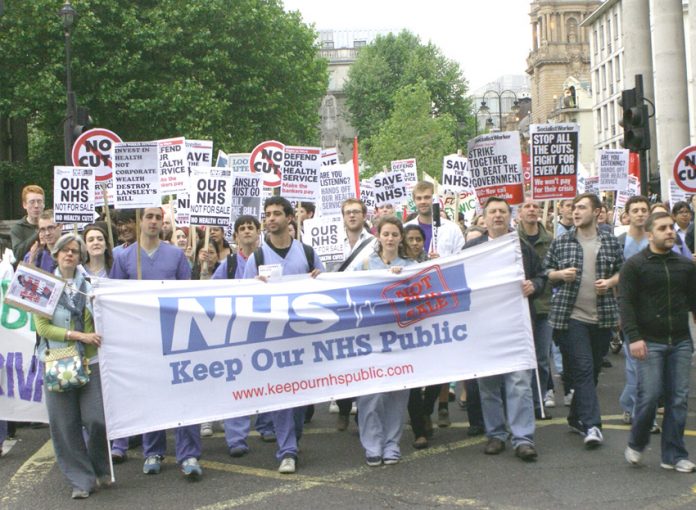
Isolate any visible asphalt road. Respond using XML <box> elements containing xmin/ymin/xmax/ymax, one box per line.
<box><xmin>2</xmin><ymin>350</ymin><xmax>696</xmax><ymax>510</ymax></box>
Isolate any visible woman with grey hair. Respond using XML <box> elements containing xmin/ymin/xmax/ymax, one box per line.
<box><xmin>33</xmin><ymin>233</ymin><xmax>109</xmax><ymax>499</ymax></box>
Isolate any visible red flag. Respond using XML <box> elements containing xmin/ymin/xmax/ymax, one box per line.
<box><xmin>353</xmin><ymin>136</ymin><xmax>360</xmax><ymax>196</ymax></box>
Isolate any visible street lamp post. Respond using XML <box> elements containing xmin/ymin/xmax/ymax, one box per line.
<box><xmin>478</xmin><ymin>89</ymin><xmax>520</xmax><ymax>133</ymax></box>
<box><xmin>59</xmin><ymin>1</ymin><xmax>77</xmax><ymax>165</ymax></box>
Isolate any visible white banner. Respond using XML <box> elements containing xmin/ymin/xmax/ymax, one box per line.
<box><xmin>93</xmin><ymin>234</ymin><xmax>534</xmax><ymax>439</ymax></box>
<box><xmin>0</xmin><ymin>268</ymin><xmax>49</xmax><ymax>423</ymax></box>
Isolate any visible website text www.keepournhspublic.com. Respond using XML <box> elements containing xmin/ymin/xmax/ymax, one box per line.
<box><xmin>231</xmin><ymin>364</ymin><xmax>415</xmax><ymax>400</ymax></box>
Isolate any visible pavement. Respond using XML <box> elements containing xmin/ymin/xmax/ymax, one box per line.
<box><xmin>2</xmin><ymin>350</ymin><xmax>696</xmax><ymax>509</ymax></box>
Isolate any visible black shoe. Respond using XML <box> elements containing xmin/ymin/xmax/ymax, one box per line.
<box><xmin>484</xmin><ymin>438</ymin><xmax>505</xmax><ymax>455</ymax></box>
<box><xmin>601</xmin><ymin>357</ymin><xmax>612</xmax><ymax>368</ymax></box>
<box><xmin>515</xmin><ymin>444</ymin><xmax>538</xmax><ymax>462</ymax></box>
<box><xmin>467</xmin><ymin>425</ymin><xmax>485</xmax><ymax>437</ymax></box>
<box><xmin>304</xmin><ymin>404</ymin><xmax>314</xmax><ymax>424</ymax></box>
<box><xmin>535</xmin><ymin>409</ymin><xmax>553</xmax><ymax>420</ymax></box>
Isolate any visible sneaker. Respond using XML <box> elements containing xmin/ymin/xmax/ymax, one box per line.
<box><xmin>329</xmin><ymin>400</ymin><xmax>340</xmax><ymax>413</ymax></box>
<box><xmin>71</xmin><ymin>489</ymin><xmax>90</xmax><ymax>499</ymax></box>
<box><xmin>228</xmin><ymin>447</ymin><xmax>248</xmax><ymax>458</ymax></box>
<box><xmin>437</xmin><ymin>408</ymin><xmax>451</xmax><ymax>428</ymax></box>
<box><xmin>278</xmin><ymin>457</ymin><xmax>296</xmax><ymax>474</ymax></box>
<box><xmin>484</xmin><ymin>438</ymin><xmax>506</xmax><ymax>455</ymax></box>
<box><xmin>383</xmin><ymin>457</ymin><xmax>400</xmax><ymax>465</ymax></box>
<box><xmin>200</xmin><ymin>422</ymin><xmax>214</xmax><ymax>437</ymax></box>
<box><xmin>350</xmin><ymin>402</ymin><xmax>357</xmax><ymax>415</ymax></box>
<box><xmin>660</xmin><ymin>459</ymin><xmax>696</xmax><ymax>473</ymax></box>
<box><xmin>584</xmin><ymin>426</ymin><xmax>603</xmax><ymax>448</ymax></box>
<box><xmin>544</xmin><ymin>389</ymin><xmax>556</xmax><ymax>408</ymax></box>
<box><xmin>336</xmin><ymin>414</ymin><xmax>349</xmax><ymax>431</ymax></box>
<box><xmin>564</xmin><ymin>389</ymin><xmax>575</xmax><ymax>407</ymax></box>
<box><xmin>143</xmin><ymin>455</ymin><xmax>163</xmax><ymax>475</ymax></box>
<box><xmin>111</xmin><ymin>450</ymin><xmax>127</xmax><ymax>464</ymax></box>
<box><xmin>181</xmin><ymin>457</ymin><xmax>202</xmax><ymax>478</ymax></box>
<box><xmin>260</xmin><ymin>433</ymin><xmax>276</xmax><ymax>443</ymax></box>
<box><xmin>650</xmin><ymin>420</ymin><xmax>661</xmax><ymax>434</ymax></box>
<box><xmin>515</xmin><ymin>444</ymin><xmax>538</xmax><ymax>462</ymax></box>
<box><xmin>568</xmin><ymin>419</ymin><xmax>586</xmax><ymax>436</ymax></box>
<box><xmin>96</xmin><ymin>475</ymin><xmax>113</xmax><ymax>489</ymax></box>
<box><xmin>366</xmin><ymin>456</ymin><xmax>382</xmax><ymax>467</ymax></box>
<box><xmin>622</xmin><ymin>411</ymin><xmax>632</xmax><ymax>425</ymax></box>
<box><xmin>625</xmin><ymin>446</ymin><xmax>643</xmax><ymax>466</ymax></box>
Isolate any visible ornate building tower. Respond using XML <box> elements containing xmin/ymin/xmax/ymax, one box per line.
<box><xmin>526</xmin><ymin>0</ymin><xmax>601</xmax><ymax>125</ymax></box>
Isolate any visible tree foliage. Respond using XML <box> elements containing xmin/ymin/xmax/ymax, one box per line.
<box><xmin>0</xmin><ymin>0</ymin><xmax>328</xmax><ymax>173</ymax></box>
<box><xmin>365</xmin><ymin>82</ymin><xmax>456</xmax><ymax>181</ymax></box>
<box><xmin>344</xmin><ymin>31</ymin><xmax>473</xmax><ymax>147</ymax></box>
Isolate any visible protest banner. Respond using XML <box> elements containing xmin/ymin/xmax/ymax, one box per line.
<box><xmin>173</xmin><ymin>194</ymin><xmax>190</xmax><ymax>227</ymax></box>
<box><xmin>113</xmin><ymin>141</ymin><xmax>161</xmax><ymax>209</ymax></box>
<box><xmin>372</xmin><ymin>171</ymin><xmax>408</xmax><ymax>207</ymax></box>
<box><xmin>158</xmin><ymin>137</ymin><xmax>188</xmax><ymax>195</ymax></box>
<box><xmin>93</xmin><ymin>233</ymin><xmax>534</xmax><ymax>439</ymax></box>
<box><xmin>443</xmin><ymin>190</ymin><xmax>479</xmax><ymax>225</ymax></box>
<box><xmin>280</xmin><ymin>146</ymin><xmax>321</xmax><ymax>202</ymax></box>
<box><xmin>530</xmin><ymin>123</ymin><xmax>579</xmax><ymax>200</ymax></box>
<box><xmin>250</xmin><ymin>140</ymin><xmax>284</xmax><ymax>187</ymax></box>
<box><xmin>53</xmin><ymin>166</ymin><xmax>95</xmax><ymax>224</ymax></box>
<box><xmin>318</xmin><ymin>161</ymin><xmax>358</xmax><ymax>218</ymax></box>
<box><xmin>615</xmin><ymin>176</ymin><xmax>640</xmax><ymax>219</ymax></box>
<box><xmin>230</xmin><ymin>172</ymin><xmax>262</xmax><ymax>223</ymax></box>
<box><xmin>391</xmin><ymin>158</ymin><xmax>418</xmax><ymax>192</ymax></box>
<box><xmin>0</xmin><ymin>268</ymin><xmax>48</xmax><ymax>423</ymax></box>
<box><xmin>360</xmin><ymin>180</ymin><xmax>376</xmax><ymax>216</ymax></box>
<box><xmin>321</xmin><ymin>147</ymin><xmax>340</xmax><ymax>167</ymax></box>
<box><xmin>441</xmin><ymin>154</ymin><xmax>472</xmax><ymax>193</ymax></box>
<box><xmin>467</xmin><ymin>132</ymin><xmax>524</xmax><ymax>206</ymax></box>
<box><xmin>584</xmin><ymin>176</ymin><xmax>599</xmax><ymax>196</ymax></box>
<box><xmin>303</xmin><ymin>217</ymin><xmax>343</xmax><ymax>266</ymax></box>
<box><xmin>189</xmin><ymin>167</ymin><xmax>232</xmax><ymax>227</ymax></box>
<box><xmin>71</xmin><ymin>128</ymin><xmax>122</xmax><ymax>207</ymax></box>
<box><xmin>598</xmin><ymin>149</ymin><xmax>629</xmax><ymax>192</ymax></box>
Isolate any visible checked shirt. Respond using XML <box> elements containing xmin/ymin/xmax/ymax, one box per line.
<box><xmin>544</xmin><ymin>227</ymin><xmax>624</xmax><ymax>330</ymax></box>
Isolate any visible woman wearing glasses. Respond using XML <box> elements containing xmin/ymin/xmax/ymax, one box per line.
<box><xmin>34</xmin><ymin>234</ymin><xmax>108</xmax><ymax>500</ymax></box>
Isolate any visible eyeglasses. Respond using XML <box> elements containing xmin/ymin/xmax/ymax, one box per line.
<box><xmin>343</xmin><ymin>209</ymin><xmax>364</xmax><ymax>216</ymax></box>
<box><xmin>38</xmin><ymin>225</ymin><xmax>58</xmax><ymax>234</ymax></box>
<box><xmin>59</xmin><ymin>247</ymin><xmax>80</xmax><ymax>255</ymax></box>
<box><xmin>27</xmin><ymin>199</ymin><xmax>44</xmax><ymax>206</ymax></box>
<box><xmin>676</xmin><ymin>209</ymin><xmax>691</xmax><ymax>215</ymax></box>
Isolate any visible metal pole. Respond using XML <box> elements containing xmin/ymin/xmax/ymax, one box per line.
<box><xmin>63</xmin><ymin>20</ymin><xmax>75</xmax><ymax>165</ymax></box>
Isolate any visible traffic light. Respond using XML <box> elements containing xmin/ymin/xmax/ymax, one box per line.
<box><xmin>72</xmin><ymin>106</ymin><xmax>92</xmax><ymax>142</ymax></box>
<box><xmin>619</xmin><ymin>87</ymin><xmax>650</xmax><ymax>151</ymax></box>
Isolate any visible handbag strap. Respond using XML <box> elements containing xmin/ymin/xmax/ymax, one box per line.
<box><xmin>338</xmin><ymin>237</ymin><xmax>373</xmax><ymax>272</ymax></box>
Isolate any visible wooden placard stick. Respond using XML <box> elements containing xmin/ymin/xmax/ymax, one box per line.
<box><xmin>135</xmin><ymin>209</ymin><xmax>142</xmax><ymax>280</ymax></box>
<box><xmin>101</xmin><ymin>183</ymin><xmax>115</xmax><ymax>253</ymax></box>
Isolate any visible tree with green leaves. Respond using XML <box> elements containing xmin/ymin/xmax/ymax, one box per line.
<box><xmin>365</xmin><ymin>81</ymin><xmax>456</xmax><ymax>181</ymax></box>
<box><xmin>344</xmin><ymin>30</ymin><xmax>473</xmax><ymax>150</ymax></box>
<box><xmin>0</xmin><ymin>0</ymin><xmax>328</xmax><ymax>207</ymax></box>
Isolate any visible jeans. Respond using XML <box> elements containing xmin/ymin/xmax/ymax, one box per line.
<box><xmin>556</xmin><ymin>320</ymin><xmax>611</xmax><ymax>431</ymax></box>
<box><xmin>629</xmin><ymin>340</ymin><xmax>692</xmax><ymax>465</ymax></box>
<box><xmin>532</xmin><ymin>317</ymin><xmax>553</xmax><ymax>409</ymax></box>
<box><xmin>619</xmin><ymin>335</ymin><xmax>638</xmax><ymax>415</ymax></box>
<box><xmin>357</xmin><ymin>390</ymin><xmax>409</xmax><ymax>459</ymax></box>
<box><xmin>479</xmin><ymin>369</ymin><xmax>535</xmax><ymax>448</ymax></box>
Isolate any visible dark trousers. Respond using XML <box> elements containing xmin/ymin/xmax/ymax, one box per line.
<box><xmin>465</xmin><ymin>379</ymin><xmax>485</xmax><ymax>429</ymax></box>
<box><xmin>408</xmin><ymin>384</ymin><xmax>445</xmax><ymax>438</ymax></box>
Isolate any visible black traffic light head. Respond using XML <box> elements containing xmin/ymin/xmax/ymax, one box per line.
<box><xmin>72</xmin><ymin>106</ymin><xmax>92</xmax><ymax>142</ymax></box>
<box><xmin>619</xmin><ymin>88</ymin><xmax>650</xmax><ymax>152</ymax></box>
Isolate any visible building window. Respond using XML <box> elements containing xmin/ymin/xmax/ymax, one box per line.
<box><xmin>566</xmin><ymin>17</ymin><xmax>578</xmax><ymax>43</ymax></box>
<box><xmin>596</xmin><ymin>109</ymin><xmax>602</xmax><ymax>135</ymax></box>
<box><xmin>322</xmin><ymin>40</ymin><xmax>334</xmax><ymax>50</ymax></box>
<box><xmin>599</xmin><ymin>24</ymin><xmax>604</xmax><ymax>51</ymax></box>
<box><xmin>354</xmin><ymin>40</ymin><xmax>366</xmax><ymax>48</ymax></box>
<box><xmin>601</xmin><ymin>65</ymin><xmax>606</xmax><ymax>90</ymax></box>
<box><xmin>593</xmin><ymin>29</ymin><xmax>598</xmax><ymax>53</ymax></box>
<box><xmin>614</xmin><ymin>13</ymin><xmax>619</xmax><ymax>40</ymax></box>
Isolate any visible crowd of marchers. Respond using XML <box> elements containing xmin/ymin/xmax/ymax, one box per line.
<box><xmin>1</xmin><ymin>182</ymin><xmax>695</xmax><ymax>500</ymax></box>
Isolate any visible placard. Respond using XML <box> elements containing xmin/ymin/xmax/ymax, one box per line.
<box><xmin>391</xmin><ymin>158</ymin><xmax>418</xmax><ymax>192</ymax></box>
<box><xmin>467</xmin><ymin>132</ymin><xmax>524</xmax><ymax>206</ymax></box>
<box><xmin>372</xmin><ymin>171</ymin><xmax>408</xmax><ymax>207</ymax></box>
<box><xmin>280</xmin><ymin>146</ymin><xmax>321</xmax><ymax>201</ymax></box>
<box><xmin>598</xmin><ymin>149</ymin><xmax>629</xmax><ymax>192</ymax></box>
<box><xmin>230</xmin><ymin>173</ymin><xmax>262</xmax><ymax>223</ymax></box>
<box><xmin>53</xmin><ymin>166</ymin><xmax>95</xmax><ymax>224</ymax></box>
<box><xmin>3</xmin><ymin>263</ymin><xmax>66</xmax><ymax>318</ymax></box>
<box><xmin>303</xmin><ymin>217</ymin><xmax>344</xmax><ymax>264</ymax></box>
<box><xmin>158</xmin><ymin>137</ymin><xmax>188</xmax><ymax>195</ymax></box>
<box><xmin>530</xmin><ymin>123</ymin><xmax>579</xmax><ymax>200</ymax></box>
<box><xmin>189</xmin><ymin>167</ymin><xmax>232</xmax><ymax>226</ymax></box>
<box><xmin>318</xmin><ymin>162</ymin><xmax>358</xmax><ymax>218</ymax></box>
<box><xmin>113</xmin><ymin>141</ymin><xmax>161</xmax><ymax>209</ymax></box>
